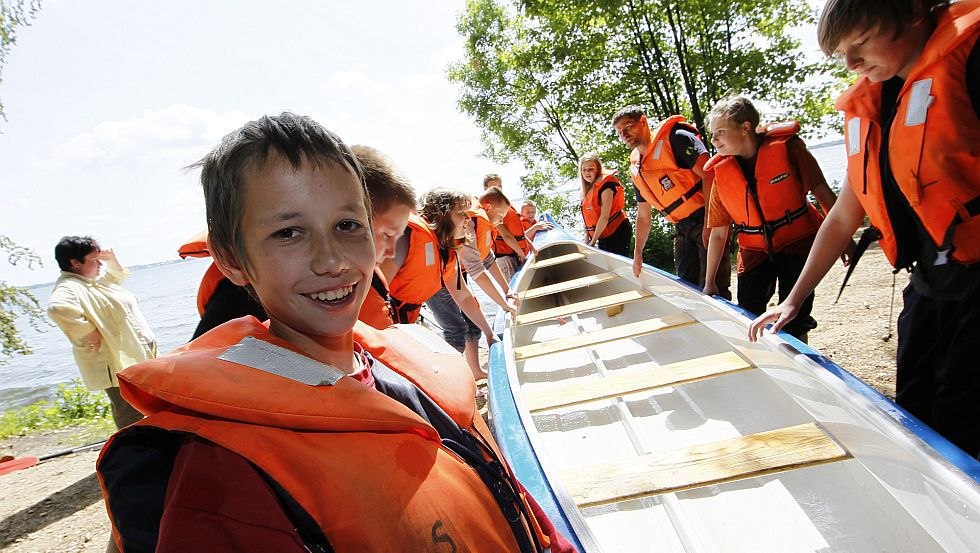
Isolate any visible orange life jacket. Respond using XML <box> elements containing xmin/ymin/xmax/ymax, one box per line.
<box><xmin>704</xmin><ymin>121</ymin><xmax>823</xmax><ymax>255</ymax></box>
<box><xmin>357</xmin><ymin>267</ymin><xmax>395</xmax><ymax>329</ymax></box>
<box><xmin>468</xmin><ymin>199</ymin><xmax>497</xmax><ymax>260</ymax></box>
<box><xmin>97</xmin><ymin>318</ymin><xmax>550</xmax><ymax>553</ymax></box>
<box><xmin>837</xmin><ymin>1</ymin><xmax>980</xmax><ymax>266</ymax></box>
<box><xmin>387</xmin><ymin>213</ymin><xmax>448</xmax><ymax>323</ymax></box>
<box><xmin>581</xmin><ymin>172</ymin><xmax>627</xmax><ymax>239</ymax></box>
<box><xmin>629</xmin><ymin>115</ymin><xmax>706</xmax><ymax>223</ymax></box>
<box><xmin>494</xmin><ymin>206</ymin><xmax>531</xmax><ymax>256</ymax></box>
<box><xmin>178</xmin><ymin>232</ymin><xmax>224</xmax><ymax>316</ymax></box>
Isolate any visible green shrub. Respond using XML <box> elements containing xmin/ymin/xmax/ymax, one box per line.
<box><xmin>0</xmin><ymin>379</ymin><xmax>114</xmax><ymax>438</ymax></box>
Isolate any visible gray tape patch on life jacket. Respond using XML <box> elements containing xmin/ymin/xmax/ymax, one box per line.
<box><xmin>218</xmin><ymin>336</ymin><xmax>345</xmax><ymax>386</ymax></box>
<box><xmin>393</xmin><ymin>323</ymin><xmax>460</xmax><ymax>356</ymax></box>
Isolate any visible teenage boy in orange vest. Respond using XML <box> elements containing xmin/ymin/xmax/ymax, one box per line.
<box><xmin>613</xmin><ymin>106</ymin><xmax>731</xmax><ymax>298</ymax></box>
<box><xmin>96</xmin><ymin>113</ymin><xmax>573</xmax><ymax>552</ymax></box>
<box><xmin>750</xmin><ymin>0</ymin><xmax>980</xmax><ymax>457</ymax></box>
<box><xmin>351</xmin><ymin>145</ymin><xmax>416</xmax><ymax>329</ymax></box>
<box><xmin>482</xmin><ymin>173</ymin><xmax>531</xmax><ymax>282</ymax></box>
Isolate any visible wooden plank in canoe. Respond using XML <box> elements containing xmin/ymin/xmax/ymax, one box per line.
<box><xmin>520</xmin><ymin>272</ymin><xmax>618</xmax><ymax>300</ymax></box>
<box><xmin>562</xmin><ymin>422</ymin><xmax>850</xmax><ymax>508</ymax></box>
<box><xmin>530</xmin><ymin>252</ymin><xmax>587</xmax><ymax>269</ymax></box>
<box><xmin>525</xmin><ymin>351</ymin><xmax>752</xmax><ymax>412</ymax></box>
<box><xmin>515</xmin><ymin>289</ymin><xmax>653</xmax><ymax>326</ymax></box>
<box><xmin>514</xmin><ymin>313</ymin><xmax>693</xmax><ymax>360</ymax></box>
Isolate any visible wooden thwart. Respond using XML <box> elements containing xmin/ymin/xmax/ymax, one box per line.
<box><xmin>514</xmin><ymin>313</ymin><xmax>693</xmax><ymax>360</ymax></box>
<box><xmin>524</xmin><ymin>351</ymin><xmax>752</xmax><ymax>412</ymax></box>
<box><xmin>530</xmin><ymin>252</ymin><xmax>587</xmax><ymax>269</ymax></box>
<box><xmin>520</xmin><ymin>272</ymin><xmax>618</xmax><ymax>300</ymax></box>
<box><xmin>515</xmin><ymin>289</ymin><xmax>652</xmax><ymax>326</ymax></box>
<box><xmin>561</xmin><ymin>422</ymin><xmax>850</xmax><ymax>507</ymax></box>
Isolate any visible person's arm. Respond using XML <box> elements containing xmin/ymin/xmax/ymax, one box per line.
<box><xmin>748</xmin><ymin>181</ymin><xmax>866</xmax><ymax>341</ymax></box>
<box><xmin>632</xmin><ymin>201</ymin><xmax>653</xmax><ymax>277</ymax></box>
<box><xmin>588</xmin><ymin>187</ymin><xmax>616</xmax><ymax>247</ymax></box>
<box><xmin>700</xmin><ymin>169</ymin><xmax>716</xmax><ymax>248</ymax></box>
<box><xmin>444</xmin><ymin>273</ymin><xmax>499</xmax><ymax>343</ymax></box>
<box><xmin>703</xmin><ymin>226</ymin><xmax>729</xmax><ymax>296</ymax></box>
<box><xmin>47</xmin><ymin>287</ymin><xmax>102</xmax><ymax>350</ymax></box>
<box><xmin>494</xmin><ymin>224</ymin><xmax>526</xmax><ymax>262</ymax></box>
<box><xmin>480</xmin><ymin>262</ymin><xmax>519</xmax><ymax>313</ymax></box>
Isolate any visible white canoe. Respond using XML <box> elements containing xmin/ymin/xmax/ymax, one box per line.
<box><xmin>488</xmin><ymin>220</ymin><xmax>980</xmax><ymax>553</ymax></box>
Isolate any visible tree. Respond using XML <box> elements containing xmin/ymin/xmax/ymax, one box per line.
<box><xmin>448</xmin><ymin>0</ymin><xmax>846</xmax><ymax>255</ymax></box>
<box><xmin>0</xmin><ymin>237</ymin><xmax>44</xmax><ymax>363</ymax></box>
<box><xmin>1</xmin><ymin>0</ymin><xmax>40</xmax><ymax>120</ymax></box>
<box><xmin>1</xmin><ymin>0</ymin><xmax>43</xmax><ymax>363</ymax></box>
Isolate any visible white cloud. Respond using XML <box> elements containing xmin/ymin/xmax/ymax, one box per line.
<box><xmin>39</xmin><ymin>105</ymin><xmax>249</xmax><ymax>170</ymax></box>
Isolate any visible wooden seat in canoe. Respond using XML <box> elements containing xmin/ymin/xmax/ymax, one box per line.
<box><xmin>524</xmin><ymin>351</ymin><xmax>753</xmax><ymax>412</ymax></box>
<box><xmin>561</xmin><ymin>422</ymin><xmax>851</xmax><ymax>508</ymax></box>
<box><xmin>513</xmin><ymin>313</ymin><xmax>693</xmax><ymax>360</ymax></box>
<box><xmin>529</xmin><ymin>252</ymin><xmax>587</xmax><ymax>269</ymax></box>
<box><xmin>515</xmin><ymin>289</ymin><xmax>653</xmax><ymax>326</ymax></box>
<box><xmin>520</xmin><ymin>272</ymin><xmax>618</xmax><ymax>300</ymax></box>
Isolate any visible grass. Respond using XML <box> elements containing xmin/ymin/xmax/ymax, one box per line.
<box><xmin>0</xmin><ymin>379</ymin><xmax>116</xmax><ymax>440</ymax></box>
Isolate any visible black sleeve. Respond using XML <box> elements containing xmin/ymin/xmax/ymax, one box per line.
<box><xmin>669</xmin><ymin>128</ymin><xmax>708</xmax><ymax>169</ymax></box>
<box><xmin>192</xmin><ymin>278</ymin><xmax>268</xmax><ymax>339</ymax></box>
<box><xmin>967</xmin><ymin>41</ymin><xmax>980</xmax><ymax>119</ymax></box>
<box><xmin>632</xmin><ymin>182</ymin><xmax>647</xmax><ymax>203</ymax></box>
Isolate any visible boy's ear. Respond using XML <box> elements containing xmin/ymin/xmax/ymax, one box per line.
<box><xmin>208</xmin><ymin>237</ymin><xmax>250</xmax><ymax>287</ymax></box>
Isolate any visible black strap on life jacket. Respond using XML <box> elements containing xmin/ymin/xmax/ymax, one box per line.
<box><xmin>661</xmin><ymin>180</ymin><xmax>703</xmax><ymax>216</ymax></box>
<box><xmin>441</xmin><ymin>433</ymin><xmax>545</xmax><ymax>553</ymax></box>
<box><xmin>735</xmin><ymin>179</ymin><xmax>810</xmax><ymax>261</ymax></box>
<box><xmin>370</xmin><ymin>271</ymin><xmax>395</xmax><ymax>324</ymax></box>
<box><xmin>389</xmin><ymin>296</ymin><xmax>420</xmax><ymax>324</ymax></box>
<box><xmin>835</xmin><ymin>226</ymin><xmax>884</xmax><ymax>302</ymax></box>
<box><xmin>939</xmin><ymin>194</ymin><xmax>980</xmax><ymax>257</ymax></box>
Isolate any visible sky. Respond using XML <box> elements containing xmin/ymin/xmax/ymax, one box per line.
<box><xmin>0</xmin><ymin>0</ymin><xmax>532</xmax><ymax>286</ymax></box>
<box><xmin>0</xmin><ymin>1</ymin><xmax>834</xmax><ymax>287</ymax></box>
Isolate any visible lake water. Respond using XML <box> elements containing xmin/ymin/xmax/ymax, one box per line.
<box><xmin>0</xmin><ymin>142</ymin><xmax>848</xmax><ymax>414</ymax></box>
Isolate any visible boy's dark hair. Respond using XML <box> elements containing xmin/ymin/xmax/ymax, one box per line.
<box><xmin>612</xmin><ymin>105</ymin><xmax>646</xmax><ymax>125</ymax></box>
<box><xmin>350</xmin><ymin>145</ymin><xmax>416</xmax><ymax>216</ymax></box>
<box><xmin>708</xmin><ymin>95</ymin><xmax>761</xmax><ymax>131</ymax></box>
<box><xmin>479</xmin><ymin>186</ymin><xmax>511</xmax><ymax>207</ymax></box>
<box><xmin>482</xmin><ymin>173</ymin><xmax>502</xmax><ymax>188</ymax></box>
<box><xmin>54</xmin><ymin>236</ymin><xmax>98</xmax><ymax>272</ymax></box>
<box><xmin>192</xmin><ymin>112</ymin><xmax>367</xmax><ymax>273</ymax></box>
<box><xmin>817</xmin><ymin>0</ymin><xmax>949</xmax><ymax>56</ymax></box>
<box><xmin>419</xmin><ymin>188</ymin><xmax>471</xmax><ymax>250</ymax></box>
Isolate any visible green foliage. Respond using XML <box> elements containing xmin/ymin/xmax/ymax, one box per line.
<box><xmin>448</xmin><ymin>0</ymin><xmax>849</xmax><ymax>271</ymax></box>
<box><xmin>0</xmin><ymin>235</ymin><xmax>45</xmax><ymax>364</ymax></box>
<box><xmin>0</xmin><ymin>0</ymin><xmax>41</xmax><ymax>120</ymax></box>
<box><xmin>0</xmin><ymin>379</ymin><xmax>114</xmax><ymax>438</ymax></box>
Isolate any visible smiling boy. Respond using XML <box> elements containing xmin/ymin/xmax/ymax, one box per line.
<box><xmin>96</xmin><ymin>113</ymin><xmax>569</xmax><ymax>552</ymax></box>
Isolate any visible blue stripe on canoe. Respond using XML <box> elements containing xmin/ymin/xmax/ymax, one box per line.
<box><xmin>487</xmin><ymin>341</ymin><xmax>585</xmax><ymax>551</ymax></box>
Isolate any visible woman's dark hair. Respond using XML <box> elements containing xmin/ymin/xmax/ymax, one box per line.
<box><xmin>54</xmin><ymin>236</ymin><xmax>98</xmax><ymax>272</ymax></box>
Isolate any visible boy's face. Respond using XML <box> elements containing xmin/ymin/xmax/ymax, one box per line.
<box><xmin>224</xmin><ymin>156</ymin><xmax>375</xmax><ymax>345</ymax></box>
<box><xmin>372</xmin><ymin>203</ymin><xmax>412</xmax><ymax>264</ymax></box>
<box><xmin>482</xmin><ymin>200</ymin><xmax>508</xmax><ymax>224</ymax></box>
<box><xmin>521</xmin><ymin>204</ymin><xmax>536</xmax><ymax>220</ymax></box>
<box><xmin>834</xmin><ymin>24</ymin><xmax>925</xmax><ymax>82</ymax></box>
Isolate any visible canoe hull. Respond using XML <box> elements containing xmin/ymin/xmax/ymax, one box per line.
<box><xmin>489</xmin><ymin>226</ymin><xmax>980</xmax><ymax>553</ymax></box>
